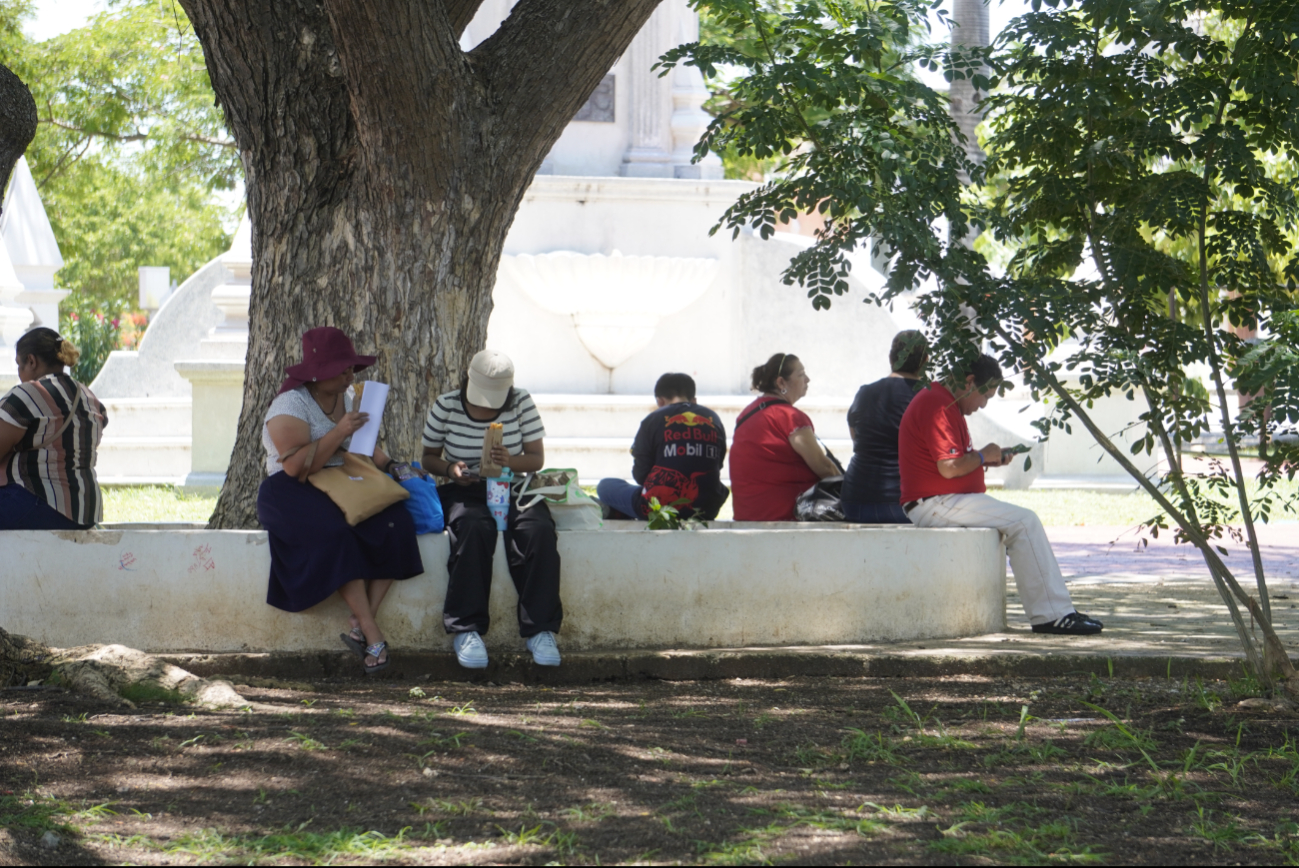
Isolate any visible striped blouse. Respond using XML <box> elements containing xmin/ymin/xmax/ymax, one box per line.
<box><xmin>0</xmin><ymin>373</ymin><xmax>108</xmax><ymax>526</ymax></box>
<box><xmin>422</xmin><ymin>388</ymin><xmax>545</xmax><ymax>475</ymax></box>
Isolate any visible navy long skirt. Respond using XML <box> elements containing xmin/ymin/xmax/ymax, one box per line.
<box><xmin>257</xmin><ymin>471</ymin><xmax>424</xmax><ymax>613</ymax></box>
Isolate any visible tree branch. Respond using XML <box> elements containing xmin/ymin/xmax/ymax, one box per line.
<box><xmin>441</xmin><ymin>0</ymin><xmax>488</xmax><ymax>39</ymax></box>
<box><xmin>996</xmin><ymin>322</ymin><xmax>1296</xmax><ymax>691</ymax></box>
<box><xmin>42</xmin><ymin>118</ymin><xmax>147</xmax><ymax>143</ymax></box>
<box><xmin>1194</xmin><ymin>14</ymin><xmax>1271</xmax><ymax>623</ymax></box>
<box><xmin>37</xmin><ymin>136</ymin><xmax>92</xmax><ymax>189</ymax></box>
<box><xmin>322</xmin><ymin>0</ymin><xmax>473</xmax><ymax>186</ymax></box>
<box><xmin>179</xmin><ymin>0</ymin><xmax>359</xmax><ymax>215</ymax></box>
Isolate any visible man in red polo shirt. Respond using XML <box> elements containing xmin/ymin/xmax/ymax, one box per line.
<box><xmin>898</xmin><ymin>355</ymin><xmax>1103</xmax><ymax>636</ymax></box>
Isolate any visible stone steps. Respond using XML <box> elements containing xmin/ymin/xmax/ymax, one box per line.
<box><xmin>534</xmin><ymin>393</ymin><xmax>854</xmax><ymax>482</ymax></box>
<box><xmin>96</xmin><ymin>435</ymin><xmax>191</xmax><ymax>484</ymax></box>
<box><xmin>100</xmin><ymin>397</ymin><xmax>192</xmax><ymax>437</ymax></box>
<box><xmin>531</xmin><ymin>393</ymin><xmax>853</xmax><ymax>439</ymax></box>
<box><xmin>97</xmin><ymin>398</ymin><xmax>192</xmax><ymax>483</ymax></box>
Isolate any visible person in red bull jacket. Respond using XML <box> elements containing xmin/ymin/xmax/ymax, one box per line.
<box><xmin>596</xmin><ymin>373</ymin><xmax>729</xmax><ymax>520</ymax></box>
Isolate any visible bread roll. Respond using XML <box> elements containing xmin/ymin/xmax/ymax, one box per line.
<box><xmin>481</xmin><ymin>422</ymin><xmax>505</xmax><ymax>477</ymax></box>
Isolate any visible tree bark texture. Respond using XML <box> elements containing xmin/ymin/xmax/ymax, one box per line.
<box><xmin>178</xmin><ymin>0</ymin><xmax>662</xmax><ymax>528</ymax></box>
<box><xmin>0</xmin><ymin>61</ymin><xmax>37</xmax><ymax>214</ymax></box>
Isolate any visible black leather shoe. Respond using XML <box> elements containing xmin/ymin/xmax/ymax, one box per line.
<box><xmin>1031</xmin><ymin>612</ymin><xmax>1104</xmax><ymax>635</ymax></box>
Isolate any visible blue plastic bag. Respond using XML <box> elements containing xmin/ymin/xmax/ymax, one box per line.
<box><xmin>400</xmin><ymin>463</ymin><xmax>445</xmax><ymax>534</ymax></box>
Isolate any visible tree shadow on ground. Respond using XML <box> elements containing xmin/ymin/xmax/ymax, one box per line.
<box><xmin>3</xmin><ymin>675</ymin><xmax>1298</xmax><ymax>865</ymax></box>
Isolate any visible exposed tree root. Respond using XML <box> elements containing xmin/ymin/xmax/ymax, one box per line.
<box><xmin>1</xmin><ymin>628</ymin><xmax>249</xmax><ymax>709</ymax></box>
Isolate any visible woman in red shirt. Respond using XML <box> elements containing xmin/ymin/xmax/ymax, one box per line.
<box><xmin>729</xmin><ymin>353</ymin><xmax>840</xmax><ymax>521</ymax></box>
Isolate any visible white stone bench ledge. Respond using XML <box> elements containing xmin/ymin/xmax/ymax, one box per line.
<box><xmin>4</xmin><ymin>526</ymin><xmax>1006</xmax><ymax>653</ymax></box>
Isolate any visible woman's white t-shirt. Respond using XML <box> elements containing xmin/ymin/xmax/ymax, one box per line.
<box><xmin>262</xmin><ymin>386</ymin><xmax>354</xmax><ymax>475</ymax></box>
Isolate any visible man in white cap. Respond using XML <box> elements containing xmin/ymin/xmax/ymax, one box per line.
<box><xmin>421</xmin><ymin>350</ymin><xmax>564</xmax><ymax>669</ymax></box>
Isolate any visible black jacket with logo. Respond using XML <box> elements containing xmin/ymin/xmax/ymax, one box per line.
<box><xmin>630</xmin><ymin>401</ymin><xmax>729</xmax><ymax>519</ymax></box>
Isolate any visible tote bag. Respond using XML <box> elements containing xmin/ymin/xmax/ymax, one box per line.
<box><xmin>307</xmin><ymin>452</ymin><xmax>410</xmax><ymax>526</ymax></box>
<box><xmin>517</xmin><ymin>468</ymin><xmax>603</xmax><ymax>530</ymax></box>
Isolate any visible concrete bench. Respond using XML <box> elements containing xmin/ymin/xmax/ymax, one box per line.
<box><xmin>2</xmin><ymin>524</ymin><xmax>1006</xmax><ymax>652</ymax></box>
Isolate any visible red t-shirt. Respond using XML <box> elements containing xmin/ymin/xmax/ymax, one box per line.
<box><xmin>898</xmin><ymin>383</ymin><xmax>986</xmax><ymax>503</ymax></box>
<box><xmin>728</xmin><ymin>398</ymin><xmax>821</xmax><ymax>521</ymax></box>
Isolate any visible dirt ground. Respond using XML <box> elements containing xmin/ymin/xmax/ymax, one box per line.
<box><xmin>2</xmin><ymin>673</ymin><xmax>1297</xmax><ymax>866</ymax></box>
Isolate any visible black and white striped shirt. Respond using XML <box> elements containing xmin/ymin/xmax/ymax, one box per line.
<box><xmin>422</xmin><ymin>389</ymin><xmax>545</xmax><ymax>475</ymax></box>
<box><xmin>0</xmin><ymin>373</ymin><xmax>107</xmax><ymax>526</ymax></box>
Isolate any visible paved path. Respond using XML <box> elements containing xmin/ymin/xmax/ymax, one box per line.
<box><xmin>870</xmin><ymin>523</ymin><xmax>1299</xmax><ymax>664</ymax></box>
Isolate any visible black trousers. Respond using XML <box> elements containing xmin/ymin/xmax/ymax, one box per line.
<box><xmin>438</xmin><ymin>482</ymin><xmax>563</xmax><ymax>638</ymax></box>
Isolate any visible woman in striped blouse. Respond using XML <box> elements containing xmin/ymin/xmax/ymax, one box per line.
<box><xmin>421</xmin><ymin>349</ymin><xmax>563</xmax><ymax>670</ymax></box>
<box><xmin>0</xmin><ymin>328</ymin><xmax>108</xmax><ymax>530</ymax></box>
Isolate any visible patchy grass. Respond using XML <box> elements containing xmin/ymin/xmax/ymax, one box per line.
<box><xmin>160</xmin><ymin>825</ymin><xmax>434</xmax><ymax>863</ymax></box>
<box><xmin>996</xmin><ymin>479</ymin><xmax>1299</xmax><ymax>528</ymax></box>
<box><xmin>100</xmin><ymin>485</ymin><xmax>216</xmax><ymax>524</ymax></box>
<box><xmin>4</xmin><ymin>674</ymin><xmax>1299</xmax><ymax>865</ymax></box>
<box><xmin>104</xmin><ymin>480</ymin><xmax>1299</xmax><ymax>528</ymax></box>
<box><xmin>0</xmin><ymin>792</ymin><xmax>79</xmax><ymax>837</ymax></box>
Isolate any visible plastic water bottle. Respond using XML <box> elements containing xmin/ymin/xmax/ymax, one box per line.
<box><xmin>486</xmin><ymin>467</ymin><xmax>513</xmax><ymax>531</ymax></box>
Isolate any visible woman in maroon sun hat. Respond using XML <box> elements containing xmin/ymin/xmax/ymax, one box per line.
<box><xmin>259</xmin><ymin>326</ymin><xmax>424</xmax><ymax>674</ymax></box>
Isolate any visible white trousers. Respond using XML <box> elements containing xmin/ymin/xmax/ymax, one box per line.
<box><xmin>907</xmin><ymin>493</ymin><xmax>1074</xmax><ymax>625</ymax></box>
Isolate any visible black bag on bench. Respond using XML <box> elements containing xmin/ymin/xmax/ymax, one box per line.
<box><xmin>795</xmin><ymin>443</ymin><xmax>845</xmax><ymax>522</ymax></box>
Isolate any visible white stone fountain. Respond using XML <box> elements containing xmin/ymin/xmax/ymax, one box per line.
<box><xmin>499</xmin><ymin>249</ymin><xmax>718</xmax><ymax>388</ymax></box>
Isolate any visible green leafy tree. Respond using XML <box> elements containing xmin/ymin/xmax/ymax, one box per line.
<box><xmin>1</xmin><ymin>0</ymin><xmax>236</xmax><ymax>317</ymax></box>
<box><xmin>663</xmin><ymin>0</ymin><xmax>986</xmax><ymax>302</ymax></box>
<box><xmin>693</xmin><ymin>0</ymin><xmax>931</xmax><ymax>182</ymax></box>
<box><xmin>676</xmin><ymin>0</ymin><xmax>1299</xmax><ymax>693</ymax></box>
<box><xmin>972</xmin><ymin>0</ymin><xmax>1298</xmax><ymax>692</ymax></box>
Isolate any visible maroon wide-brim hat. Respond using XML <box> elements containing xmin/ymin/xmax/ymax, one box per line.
<box><xmin>276</xmin><ymin>327</ymin><xmax>377</xmax><ymax>396</ymax></box>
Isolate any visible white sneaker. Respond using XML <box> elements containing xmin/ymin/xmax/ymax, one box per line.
<box><xmin>526</xmin><ymin>631</ymin><xmax>561</xmax><ymax>667</ymax></box>
<box><xmin>452</xmin><ymin>631</ymin><xmax>488</xmax><ymax>669</ymax></box>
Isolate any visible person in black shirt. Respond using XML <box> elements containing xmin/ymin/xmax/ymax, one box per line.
<box><xmin>841</xmin><ymin>331</ymin><xmax>928</xmax><ymax>523</ymax></box>
<box><xmin>597</xmin><ymin>373</ymin><xmax>729</xmax><ymax>520</ymax></box>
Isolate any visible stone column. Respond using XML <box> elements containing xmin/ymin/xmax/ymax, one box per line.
<box><xmin>174</xmin><ymin>218</ymin><xmax>252</xmax><ymax>492</ymax></box>
<box><xmin>668</xmin><ymin>0</ymin><xmax>724</xmax><ymax>180</ymax></box>
<box><xmin>949</xmin><ymin>0</ymin><xmax>989</xmax><ymax>167</ymax></box>
<box><xmin>620</xmin><ymin>3</ymin><xmax>675</xmax><ymax>178</ymax></box>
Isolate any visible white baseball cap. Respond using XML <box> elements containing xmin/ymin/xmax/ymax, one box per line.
<box><xmin>466</xmin><ymin>349</ymin><xmax>514</xmax><ymax>409</ymax></box>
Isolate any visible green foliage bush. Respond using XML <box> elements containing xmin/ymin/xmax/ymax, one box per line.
<box><xmin>680</xmin><ymin>0</ymin><xmax>1299</xmax><ymax>688</ymax></box>
<box><xmin>1</xmin><ymin>0</ymin><xmax>237</xmax><ymax>309</ymax></box>
<box><xmin>58</xmin><ymin>294</ymin><xmax>124</xmax><ymax>384</ymax></box>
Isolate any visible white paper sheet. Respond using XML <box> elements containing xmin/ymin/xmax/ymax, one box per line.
<box><xmin>347</xmin><ymin>381</ymin><xmax>389</xmax><ymax>456</ymax></box>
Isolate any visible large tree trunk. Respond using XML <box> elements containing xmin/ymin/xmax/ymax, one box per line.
<box><xmin>180</xmin><ymin>0</ymin><xmax>661</xmax><ymax>528</ymax></box>
<box><xmin>0</xmin><ymin>61</ymin><xmax>37</xmax><ymax>215</ymax></box>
